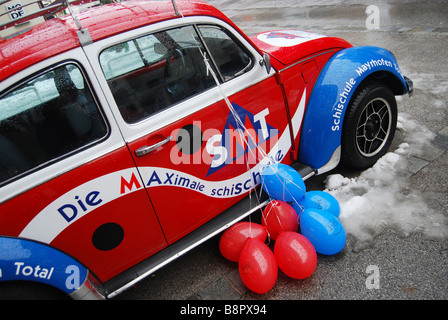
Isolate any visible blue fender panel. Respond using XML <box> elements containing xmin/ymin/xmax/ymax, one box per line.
<box><xmin>298</xmin><ymin>46</ymin><xmax>408</xmax><ymax>170</ymax></box>
<box><xmin>0</xmin><ymin>237</ymin><xmax>88</xmax><ymax>294</ymax></box>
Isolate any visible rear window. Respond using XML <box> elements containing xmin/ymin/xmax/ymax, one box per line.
<box><xmin>0</xmin><ymin>63</ymin><xmax>108</xmax><ymax>185</ymax></box>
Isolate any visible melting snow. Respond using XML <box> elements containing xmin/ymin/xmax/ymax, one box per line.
<box><xmin>324</xmin><ymin>113</ymin><xmax>448</xmax><ymax>251</ymax></box>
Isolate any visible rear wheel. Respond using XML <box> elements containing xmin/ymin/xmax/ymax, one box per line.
<box><xmin>341</xmin><ymin>82</ymin><xmax>397</xmax><ymax>169</ymax></box>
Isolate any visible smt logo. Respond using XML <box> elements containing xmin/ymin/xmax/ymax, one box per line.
<box><xmin>257</xmin><ymin>30</ymin><xmax>327</xmax><ymax>47</ymax></box>
<box><xmin>265</xmin><ymin>31</ymin><xmax>303</xmax><ymax>40</ymax></box>
<box><xmin>206</xmin><ymin>103</ymin><xmax>279</xmax><ymax>176</ymax></box>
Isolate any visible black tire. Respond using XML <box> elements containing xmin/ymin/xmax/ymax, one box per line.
<box><xmin>341</xmin><ymin>82</ymin><xmax>397</xmax><ymax>170</ymax></box>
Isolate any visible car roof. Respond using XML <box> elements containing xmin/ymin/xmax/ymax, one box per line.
<box><xmin>0</xmin><ymin>0</ymin><xmax>233</xmax><ymax>83</ymax></box>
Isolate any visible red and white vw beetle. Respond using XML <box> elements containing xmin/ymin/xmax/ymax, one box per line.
<box><xmin>0</xmin><ymin>0</ymin><xmax>412</xmax><ymax>299</ymax></box>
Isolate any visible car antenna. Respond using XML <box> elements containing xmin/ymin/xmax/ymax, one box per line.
<box><xmin>64</xmin><ymin>0</ymin><xmax>82</xmax><ymax>31</ymax></box>
<box><xmin>171</xmin><ymin>0</ymin><xmax>182</xmax><ymax>17</ymax></box>
<box><xmin>64</xmin><ymin>0</ymin><xmax>93</xmax><ymax>46</ymax></box>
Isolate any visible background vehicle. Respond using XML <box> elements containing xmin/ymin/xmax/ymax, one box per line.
<box><xmin>0</xmin><ymin>0</ymin><xmax>412</xmax><ymax>299</ymax></box>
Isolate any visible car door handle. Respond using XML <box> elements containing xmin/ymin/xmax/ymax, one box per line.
<box><xmin>134</xmin><ymin>136</ymin><xmax>173</xmax><ymax>157</ymax></box>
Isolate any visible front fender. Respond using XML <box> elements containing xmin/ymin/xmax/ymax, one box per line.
<box><xmin>298</xmin><ymin>46</ymin><xmax>410</xmax><ymax>172</ymax></box>
<box><xmin>0</xmin><ymin>237</ymin><xmax>104</xmax><ymax>299</ymax></box>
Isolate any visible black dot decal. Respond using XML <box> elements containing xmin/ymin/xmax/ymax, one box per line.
<box><xmin>176</xmin><ymin>124</ymin><xmax>203</xmax><ymax>155</ymax></box>
<box><xmin>92</xmin><ymin>223</ymin><xmax>124</xmax><ymax>251</ymax></box>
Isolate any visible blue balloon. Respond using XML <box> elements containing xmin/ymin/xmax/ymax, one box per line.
<box><xmin>300</xmin><ymin>208</ymin><xmax>346</xmax><ymax>255</ymax></box>
<box><xmin>291</xmin><ymin>201</ymin><xmax>305</xmax><ymax>217</ymax></box>
<box><xmin>297</xmin><ymin>191</ymin><xmax>340</xmax><ymax>218</ymax></box>
<box><xmin>261</xmin><ymin>163</ymin><xmax>306</xmax><ymax>202</ymax></box>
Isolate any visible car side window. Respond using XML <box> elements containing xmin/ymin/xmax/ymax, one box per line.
<box><xmin>0</xmin><ymin>63</ymin><xmax>108</xmax><ymax>185</ymax></box>
<box><xmin>99</xmin><ymin>25</ymin><xmax>216</xmax><ymax>124</ymax></box>
<box><xmin>198</xmin><ymin>26</ymin><xmax>253</xmax><ymax>81</ymax></box>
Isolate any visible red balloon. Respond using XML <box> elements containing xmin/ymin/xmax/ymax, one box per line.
<box><xmin>274</xmin><ymin>232</ymin><xmax>317</xmax><ymax>279</ymax></box>
<box><xmin>239</xmin><ymin>238</ymin><xmax>278</xmax><ymax>294</ymax></box>
<box><xmin>219</xmin><ymin>222</ymin><xmax>267</xmax><ymax>262</ymax></box>
<box><xmin>262</xmin><ymin>200</ymin><xmax>299</xmax><ymax>240</ymax></box>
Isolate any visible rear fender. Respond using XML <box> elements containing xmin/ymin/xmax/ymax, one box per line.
<box><xmin>298</xmin><ymin>46</ymin><xmax>409</xmax><ymax>172</ymax></box>
<box><xmin>0</xmin><ymin>237</ymin><xmax>104</xmax><ymax>299</ymax></box>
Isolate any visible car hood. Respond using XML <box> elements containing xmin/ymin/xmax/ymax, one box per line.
<box><xmin>250</xmin><ymin>30</ymin><xmax>352</xmax><ymax>67</ymax></box>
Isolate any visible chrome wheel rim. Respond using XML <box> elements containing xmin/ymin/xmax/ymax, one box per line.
<box><xmin>356</xmin><ymin>97</ymin><xmax>392</xmax><ymax>157</ymax></box>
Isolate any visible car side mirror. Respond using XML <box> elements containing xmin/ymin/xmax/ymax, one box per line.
<box><xmin>260</xmin><ymin>53</ymin><xmax>271</xmax><ymax>74</ymax></box>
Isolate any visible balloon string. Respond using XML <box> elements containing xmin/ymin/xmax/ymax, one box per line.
<box><xmin>201</xmin><ymin>52</ymin><xmax>269</xmax><ymax>211</ymax></box>
<box><xmin>202</xmin><ymin>53</ymin><xmax>269</xmax><ymax>161</ymax></box>
<box><xmin>200</xmin><ymin>51</ymin><xmax>305</xmax><ymax>229</ymax></box>
<box><xmin>187</xmin><ymin>27</ymin><xmax>274</xmax><ymax>224</ymax></box>
<box><xmin>262</xmin><ymin>202</ymin><xmax>274</xmax><ymax>244</ymax></box>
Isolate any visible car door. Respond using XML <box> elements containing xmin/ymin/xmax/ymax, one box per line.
<box><xmin>0</xmin><ymin>51</ymin><xmax>167</xmax><ymax>282</ymax></box>
<box><xmin>92</xmin><ymin>20</ymin><xmax>291</xmax><ymax>244</ymax></box>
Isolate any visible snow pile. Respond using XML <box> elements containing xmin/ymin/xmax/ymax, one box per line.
<box><xmin>324</xmin><ymin>113</ymin><xmax>448</xmax><ymax>251</ymax></box>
